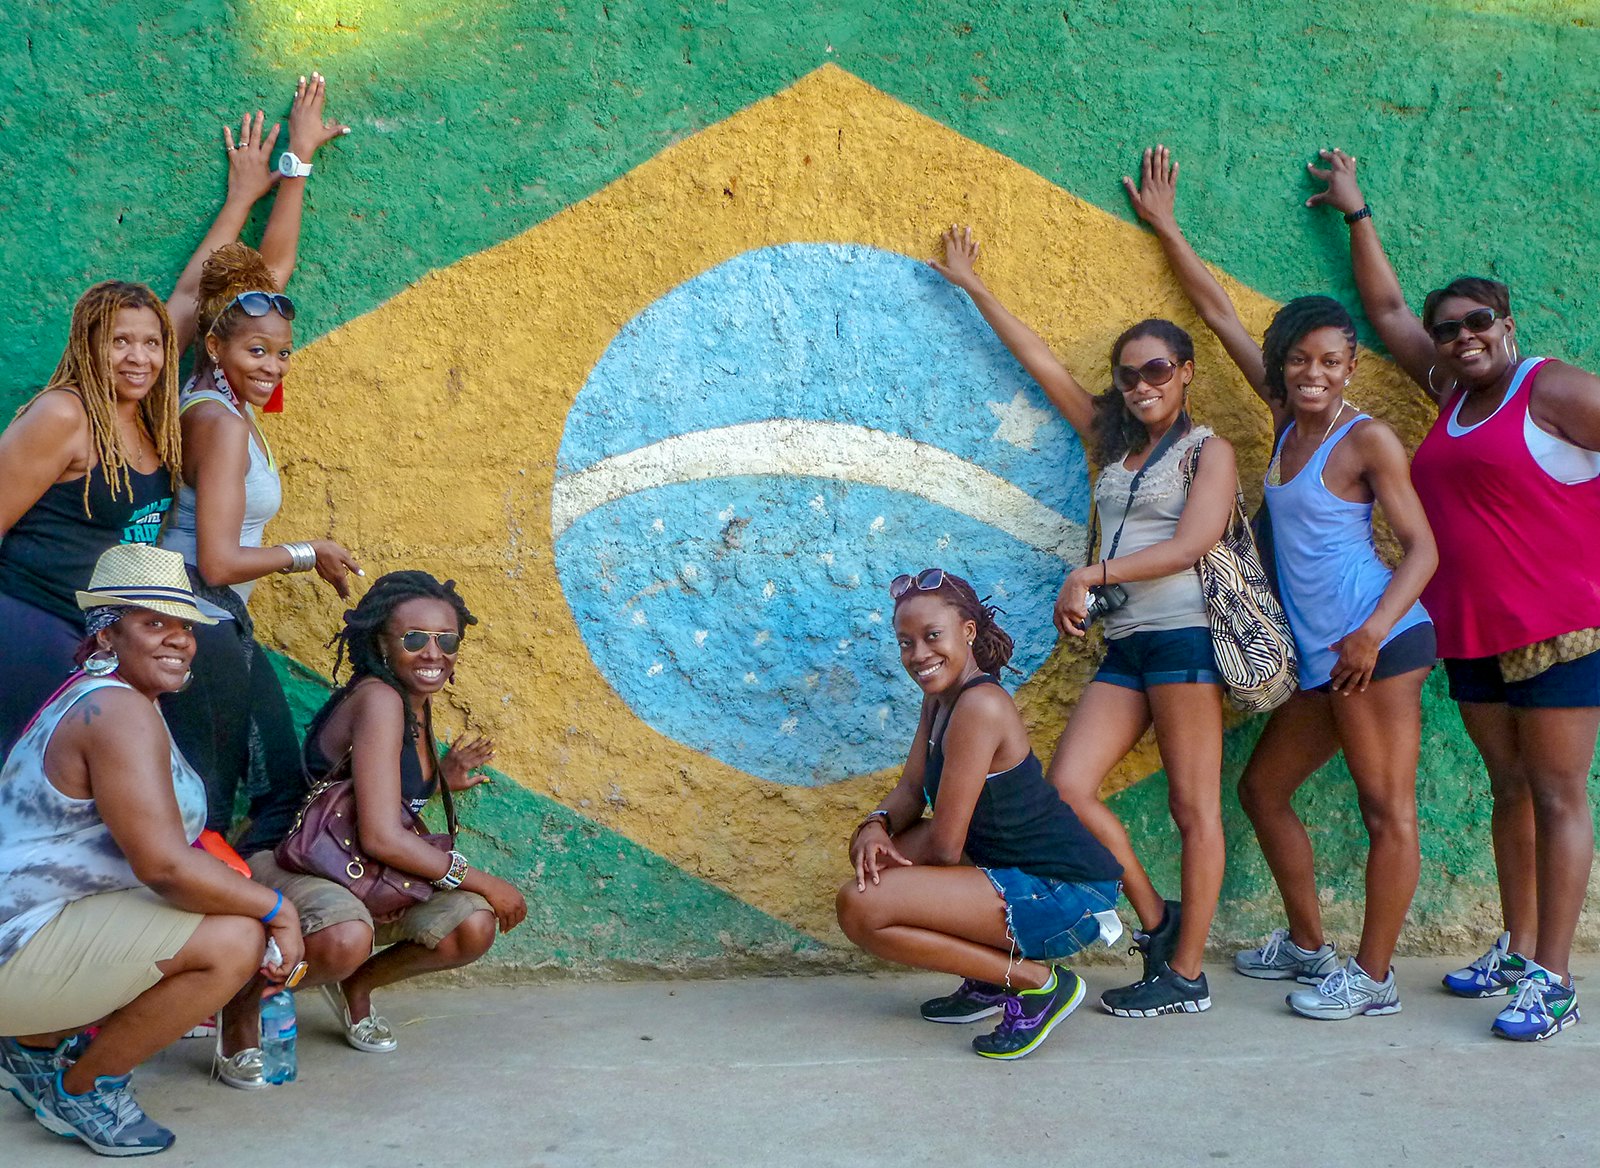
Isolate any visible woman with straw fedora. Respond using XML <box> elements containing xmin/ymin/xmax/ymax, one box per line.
<box><xmin>0</xmin><ymin>545</ymin><xmax>302</xmax><ymax>1158</ymax></box>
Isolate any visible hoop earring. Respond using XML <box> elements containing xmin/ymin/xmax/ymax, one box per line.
<box><xmin>175</xmin><ymin>670</ymin><xmax>194</xmax><ymax>694</ymax></box>
<box><xmin>448</xmin><ymin>669</ymin><xmax>456</xmax><ymax>685</ymax></box>
<box><xmin>1426</xmin><ymin>364</ymin><xmax>1458</xmax><ymax>397</ymax></box>
<box><xmin>82</xmin><ymin>649</ymin><xmax>120</xmax><ymax>678</ymax></box>
<box><xmin>1503</xmin><ymin>334</ymin><xmax>1520</xmax><ymax>366</ymax></box>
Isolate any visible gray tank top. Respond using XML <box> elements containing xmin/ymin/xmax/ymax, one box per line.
<box><xmin>0</xmin><ymin>676</ymin><xmax>207</xmax><ymax>966</ymax></box>
<box><xmin>1095</xmin><ymin>426</ymin><xmax>1212</xmax><ymax>639</ymax></box>
<box><xmin>161</xmin><ymin>381</ymin><xmax>282</xmax><ymax>621</ymax></box>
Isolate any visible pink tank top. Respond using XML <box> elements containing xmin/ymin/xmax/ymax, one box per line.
<box><xmin>1410</xmin><ymin>358</ymin><xmax>1600</xmax><ymax>658</ymax></box>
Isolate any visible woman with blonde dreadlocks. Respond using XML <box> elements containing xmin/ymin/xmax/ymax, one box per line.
<box><xmin>0</xmin><ymin>282</ymin><xmax>183</xmax><ymax>755</ymax></box>
<box><xmin>160</xmin><ymin>244</ymin><xmax>361</xmax><ymax>870</ymax></box>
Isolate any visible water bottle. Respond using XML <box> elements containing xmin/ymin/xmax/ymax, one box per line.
<box><xmin>260</xmin><ymin>989</ymin><xmax>298</xmax><ymax>1084</ymax></box>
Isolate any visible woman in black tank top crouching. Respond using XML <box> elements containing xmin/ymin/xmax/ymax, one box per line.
<box><xmin>836</xmin><ymin>570</ymin><xmax>1123</xmax><ymax>1060</ymax></box>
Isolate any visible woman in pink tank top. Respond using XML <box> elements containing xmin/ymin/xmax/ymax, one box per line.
<box><xmin>1310</xmin><ymin>149</ymin><xmax>1600</xmax><ymax>1043</ymax></box>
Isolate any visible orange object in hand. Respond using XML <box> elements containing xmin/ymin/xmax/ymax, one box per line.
<box><xmin>195</xmin><ymin>829</ymin><xmax>252</xmax><ymax>878</ymax></box>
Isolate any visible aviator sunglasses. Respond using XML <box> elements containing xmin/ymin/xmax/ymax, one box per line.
<box><xmin>889</xmin><ymin>567</ymin><xmax>946</xmax><ymax>599</ymax></box>
<box><xmin>1112</xmin><ymin>357</ymin><xmax>1183</xmax><ymax>393</ymax></box>
<box><xmin>398</xmin><ymin>630</ymin><xmax>463</xmax><ymax>654</ymax></box>
<box><xmin>1428</xmin><ymin>307</ymin><xmax>1499</xmax><ymax>344</ymax></box>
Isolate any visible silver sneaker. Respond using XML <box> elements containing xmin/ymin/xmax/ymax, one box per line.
<box><xmin>1286</xmin><ymin>957</ymin><xmax>1401</xmax><ymax>1020</ymax></box>
<box><xmin>320</xmin><ymin>984</ymin><xmax>398</xmax><ymax>1053</ymax></box>
<box><xmin>212</xmin><ymin>1037</ymin><xmax>268</xmax><ymax>1091</ymax></box>
<box><xmin>1235</xmin><ymin>928</ymin><xmax>1339</xmax><ymax>982</ymax></box>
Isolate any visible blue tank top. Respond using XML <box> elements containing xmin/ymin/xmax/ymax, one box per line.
<box><xmin>921</xmin><ymin>675</ymin><xmax>1121</xmax><ymax>885</ymax></box>
<box><xmin>1264</xmin><ymin>415</ymin><xmax>1431</xmax><ymax>689</ymax></box>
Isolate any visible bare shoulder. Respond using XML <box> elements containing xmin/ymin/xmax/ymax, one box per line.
<box><xmin>1347</xmin><ymin>415</ymin><xmax>1407</xmax><ymax>459</ymax></box>
<box><xmin>50</xmin><ymin>685</ymin><xmax>164</xmax><ymax>749</ymax></box>
<box><xmin>1531</xmin><ymin>359</ymin><xmax>1600</xmax><ymax>403</ymax></box>
<box><xmin>948</xmin><ymin>680</ymin><xmax>1022</xmax><ymax>731</ymax></box>
<box><xmin>8</xmin><ymin>388</ymin><xmax>89</xmax><ymax>441</ymax></box>
<box><xmin>1195</xmin><ymin>432</ymin><xmax>1237</xmax><ymax>469</ymax></box>
<box><xmin>345</xmin><ymin>677</ymin><xmax>407</xmax><ymax>726</ymax></box>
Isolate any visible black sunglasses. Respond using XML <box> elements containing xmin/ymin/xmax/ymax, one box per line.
<box><xmin>889</xmin><ymin>568</ymin><xmax>945</xmax><ymax>599</ymax></box>
<box><xmin>224</xmin><ymin>291</ymin><xmax>297</xmax><ymax>322</ymax></box>
<box><xmin>398</xmin><ymin>630</ymin><xmax>462</xmax><ymax>654</ymax></box>
<box><xmin>1429</xmin><ymin>307</ymin><xmax>1498</xmax><ymax>344</ymax></box>
<box><xmin>1112</xmin><ymin>357</ymin><xmax>1183</xmax><ymax>393</ymax></box>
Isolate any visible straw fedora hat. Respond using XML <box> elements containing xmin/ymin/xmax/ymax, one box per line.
<box><xmin>74</xmin><ymin>544</ymin><xmax>218</xmax><ymax>625</ymax></box>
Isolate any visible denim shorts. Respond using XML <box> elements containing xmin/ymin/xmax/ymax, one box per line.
<box><xmin>1309</xmin><ymin>621</ymin><xmax>1438</xmax><ymax>694</ymax></box>
<box><xmin>1444</xmin><ymin>647</ymin><xmax>1600</xmax><ymax>709</ymax></box>
<box><xmin>980</xmin><ymin>868</ymin><xmax>1122</xmax><ymax>961</ymax></box>
<box><xmin>1094</xmin><ymin>626</ymin><xmax>1220</xmax><ymax>691</ymax></box>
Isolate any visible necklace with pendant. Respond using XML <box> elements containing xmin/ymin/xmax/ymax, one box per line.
<box><xmin>1268</xmin><ymin>402</ymin><xmax>1352</xmax><ymax>486</ymax></box>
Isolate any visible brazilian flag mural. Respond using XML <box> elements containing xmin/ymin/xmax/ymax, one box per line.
<box><xmin>4</xmin><ymin>2</ymin><xmax>1598</xmax><ymax>971</ymax></box>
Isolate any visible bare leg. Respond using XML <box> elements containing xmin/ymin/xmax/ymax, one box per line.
<box><xmin>1514</xmin><ymin>706</ymin><xmax>1600</xmax><ymax>981</ymax></box>
<box><xmin>1329</xmin><ymin>667</ymin><xmax>1427</xmax><ymax>975</ymax></box>
<box><xmin>1044</xmin><ymin>682</ymin><xmax>1157</xmax><ymax>926</ymax></box>
<box><xmin>1237</xmin><ymin>692</ymin><xmax>1341</xmax><ymax>950</ymax></box>
<box><xmin>1147</xmin><ymin>682</ymin><xmax>1226</xmax><ymax>980</ymax></box>
<box><xmin>27</xmin><ymin>916</ymin><xmax>264</xmax><ymax>1095</ymax></box>
<box><xmin>219</xmin><ymin>921</ymin><xmax>374</xmax><ymax>1057</ymax></box>
<box><xmin>1458</xmin><ymin>701</ymin><xmax>1537</xmax><ymax>954</ymax></box>
<box><xmin>341</xmin><ymin>911</ymin><xmax>497</xmax><ymax>1021</ymax></box>
<box><xmin>836</xmin><ymin>866</ymin><xmax>1052</xmax><ymax>989</ymax></box>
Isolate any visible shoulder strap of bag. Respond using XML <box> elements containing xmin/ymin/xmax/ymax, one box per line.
<box><xmin>298</xmin><ymin>700</ymin><xmax>460</xmax><ymax>843</ymax></box>
<box><xmin>423</xmin><ymin>702</ymin><xmax>460</xmax><ymax>842</ymax></box>
<box><xmin>1099</xmin><ymin>412</ymin><xmax>1192</xmax><ymax>562</ymax></box>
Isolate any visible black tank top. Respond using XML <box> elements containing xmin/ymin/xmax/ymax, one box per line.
<box><xmin>922</xmin><ymin>675</ymin><xmax>1122</xmax><ymax>885</ymax></box>
<box><xmin>304</xmin><ymin>715</ymin><xmax>438</xmax><ymax>815</ymax></box>
<box><xmin>0</xmin><ymin>461</ymin><xmax>173</xmax><ymax>625</ymax></box>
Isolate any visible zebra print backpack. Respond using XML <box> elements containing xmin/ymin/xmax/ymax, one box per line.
<box><xmin>1183</xmin><ymin>440</ymin><xmax>1298</xmax><ymax>712</ymax></box>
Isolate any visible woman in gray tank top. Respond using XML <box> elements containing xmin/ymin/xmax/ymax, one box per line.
<box><xmin>933</xmin><ymin>228</ymin><xmax>1240</xmax><ymax>1019</ymax></box>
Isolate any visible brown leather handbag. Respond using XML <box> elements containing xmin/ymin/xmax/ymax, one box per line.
<box><xmin>274</xmin><ymin>746</ymin><xmax>459</xmax><ymax>919</ymax></box>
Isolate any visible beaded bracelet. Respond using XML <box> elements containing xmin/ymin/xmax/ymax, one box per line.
<box><xmin>432</xmin><ymin>849</ymin><xmax>469</xmax><ymax>890</ymax></box>
<box><xmin>1344</xmin><ymin>204</ymin><xmax>1372</xmax><ymax>225</ymax></box>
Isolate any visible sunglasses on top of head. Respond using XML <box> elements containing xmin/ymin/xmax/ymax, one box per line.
<box><xmin>1428</xmin><ymin>307</ymin><xmax>1499</xmax><ymax>344</ymax></box>
<box><xmin>1112</xmin><ymin>357</ymin><xmax>1184</xmax><ymax>393</ymax></box>
<box><xmin>889</xmin><ymin>568</ymin><xmax>946</xmax><ymax>599</ymax></box>
<box><xmin>398</xmin><ymin>630</ymin><xmax>462</xmax><ymax>654</ymax></box>
<box><xmin>218</xmin><ymin>291</ymin><xmax>297</xmax><ymax>326</ymax></box>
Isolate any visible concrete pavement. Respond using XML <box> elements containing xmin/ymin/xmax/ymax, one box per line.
<box><xmin>4</xmin><ymin>955</ymin><xmax>1595</xmax><ymax>1168</ymax></box>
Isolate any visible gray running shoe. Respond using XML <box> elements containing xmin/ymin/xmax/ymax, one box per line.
<box><xmin>1234</xmin><ymin>928</ymin><xmax>1339</xmax><ymax>982</ymax></box>
<box><xmin>35</xmin><ymin>1069</ymin><xmax>175</xmax><ymax>1156</ymax></box>
<box><xmin>1286</xmin><ymin>958</ymin><xmax>1401</xmax><ymax>1020</ymax></box>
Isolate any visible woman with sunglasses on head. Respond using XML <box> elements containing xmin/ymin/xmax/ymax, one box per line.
<box><xmin>0</xmin><ymin>545</ymin><xmax>303</xmax><ymax>1157</ymax></box>
<box><xmin>836</xmin><ymin>569</ymin><xmax>1123</xmax><ymax>1060</ymax></box>
<box><xmin>223</xmin><ymin>572</ymin><xmax>524</xmax><ymax>1070</ymax></box>
<box><xmin>932</xmin><ymin>229</ymin><xmax>1238</xmax><ymax>1018</ymax></box>
<box><xmin>1125</xmin><ymin>146</ymin><xmax>1438</xmax><ymax>1020</ymax></box>
<box><xmin>1308</xmin><ymin>149</ymin><xmax>1600</xmax><ymax>1041</ymax></box>
<box><xmin>0</xmin><ymin>76</ymin><xmax>348</xmax><ymax>758</ymax></box>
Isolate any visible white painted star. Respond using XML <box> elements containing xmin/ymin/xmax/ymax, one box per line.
<box><xmin>987</xmin><ymin>391</ymin><xmax>1053</xmax><ymax>451</ymax></box>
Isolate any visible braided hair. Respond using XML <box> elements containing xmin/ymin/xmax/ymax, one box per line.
<box><xmin>194</xmin><ymin>243</ymin><xmax>283</xmax><ymax>371</ymax></box>
<box><xmin>1092</xmin><ymin>318</ymin><xmax>1195</xmax><ymax>465</ymax></box>
<box><xmin>16</xmin><ymin>281</ymin><xmax>181</xmax><ymax>514</ymax></box>
<box><xmin>1422</xmin><ymin>276</ymin><xmax>1512</xmax><ymax>331</ymax></box>
<box><xmin>1260</xmin><ymin>295</ymin><xmax>1358</xmax><ymax>404</ymax></box>
<box><xmin>306</xmin><ymin>571</ymin><xmax>478</xmax><ymax>746</ymax></box>
<box><xmin>893</xmin><ymin>571</ymin><xmax>1016</xmax><ymax>675</ymax></box>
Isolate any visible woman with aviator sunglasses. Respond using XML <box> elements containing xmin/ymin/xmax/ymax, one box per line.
<box><xmin>932</xmin><ymin>228</ymin><xmax>1238</xmax><ymax>1019</ymax></box>
<box><xmin>836</xmin><ymin>569</ymin><xmax>1123</xmax><ymax>1060</ymax></box>
<box><xmin>1310</xmin><ymin>149</ymin><xmax>1600</xmax><ymax>1041</ymax></box>
<box><xmin>1126</xmin><ymin>146</ymin><xmax>1438</xmax><ymax>1020</ymax></box>
<box><xmin>226</xmin><ymin>571</ymin><xmax>524</xmax><ymax>1066</ymax></box>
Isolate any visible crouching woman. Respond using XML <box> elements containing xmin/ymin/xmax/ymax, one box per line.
<box><xmin>836</xmin><ymin>569</ymin><xmax>1123</xmax><ymax>1060</ymax></box>
<box><xmin>0</xmin><ymin>545</ymin><xmax>301</xmax><ymax>1157</ymax></box>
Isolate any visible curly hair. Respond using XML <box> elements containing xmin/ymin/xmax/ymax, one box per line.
<box><xmin>15</xmin><ymin>282</ymin><xmax>181</xmax><ymax>514</ymax></box>
<box><xmin>893</xmin><ymin>570</ymin><xmax>1016</xmax><ymax>675</ymax></box>
<box><xmin>1421</xmin><ymin>276</ymin><xmax>1512</xmax><ymax>332</ymax></box>
<box><xmin>1260</xmin><ymin>296</ymin><xmax>1358</xmax><ymax>404</ymax></box>
<box><xmin>306</xmin><ymin>570</ymin><xmax>478</xmax><ymax>746</ymax></box>
<box><xmin>1092</xmin><ymin>318</ymin><xmax>1195</xmax><ymax>465</ymax></box>
<box><xmin>194</xmin><ymin>243</ymin><xmax>284</xmax><ymax>362</ymax></box>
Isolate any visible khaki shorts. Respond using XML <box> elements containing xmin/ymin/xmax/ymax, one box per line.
<box><xmin>0</xmin><ymin>888</ymin><xmax>202</xmax><ymax>1036</ymax></box>
<box><xmin>247</xmin><ymin>851</ymin><xmax>490</xmax><ymax>950</ymax></box>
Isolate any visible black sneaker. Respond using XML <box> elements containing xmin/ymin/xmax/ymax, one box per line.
<box><xmin>920</xmin><ymin>978</ymin><xmax>1008</xmax><ymax>1024</ymax></box>
<box><xmin>1128</xmin><ymin>899</ymin><xmax>1182</xmax><ymax>983</ymax></box>
<box><xmin>971</xmin><ymin>968</ymin><xmax>1086</xmax><ymax>1060</ymax></box>
<box><xmin>1101</xmin><ymin>962</ymin><xmax>1212</xmax><ymax>1017</ymax></box>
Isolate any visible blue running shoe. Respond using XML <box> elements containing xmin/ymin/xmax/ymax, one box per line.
<box><xmin>920</xmin><ymin>978</ymin><xmax>1007</xmax><ymax>1024</ymax></box>
<box><xmin>971</xmin><ymin>967</ymin><xmax>1085</xmax><ymax>1060</ymax></box>
<box><xmin>1492</xmin><ymin>966</ymin><xmax>1580</xmax><ymax>1042</ymax></box>
<box><xmin>0</xmin><ymin>1034</ymin><xmax>89</xmax><ymax>1113</ymax></box>
<box><xmin>1442</xmin><ymin>932</ymin><xmax>1526</xmax><ymax>998</ymax></box>
<box><xmin>35</xmin><ymin>1068</ymin><xmax>175</xmax><ymax>1156</ymax></box>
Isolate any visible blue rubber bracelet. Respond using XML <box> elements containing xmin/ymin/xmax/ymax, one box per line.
<box><xmin>260</xmin><ymin>890</ymin><xmax>283</xmax><ymax>925</ymax></box>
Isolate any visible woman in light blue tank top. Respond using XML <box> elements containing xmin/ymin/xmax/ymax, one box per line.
<box><xmin>1128</xmin><ymin>146</ymin><xmax>1439</xmax><ymax>1020</ymax></box>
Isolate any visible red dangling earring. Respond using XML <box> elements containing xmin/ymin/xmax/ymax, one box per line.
<box><xmin>263</xmin><ymin>382</ymin><xmax>285</xmax><ymax>413</ymax></box>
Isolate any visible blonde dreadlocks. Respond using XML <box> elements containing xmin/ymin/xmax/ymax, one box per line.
<box><xmin>14</xmin><ymin>281</ymin><xmax>181</xmax><ymax>515</ymax></box>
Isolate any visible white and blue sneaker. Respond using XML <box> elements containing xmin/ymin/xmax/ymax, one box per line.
<box><xmin>1286</xmin><ymin>958</ymin><xmax>1401</xmax><ymax>1020</ymax></box>
<box><xmin>1234</xmin><ymin>928</ymin><xmax>1339</xmax><ymax>982</ymax></box>
<box><xmin>1492</xmin><ymin>965</ymin><xmax>1580</xmax><ymax>1041</ymax></box>
<box><xmin>35</xmin><ymin>1068</ymin><xmax>175</xmax><ymax>1156</ymax></box>
<box><xmin>0</xmin><ymin>1034</ymin><xmax>89</xmax><ymax>1112</ymax></box>
<box><xmin>1442</xmin><ymin>932</ymin><xmax>1527</xmax><ymax>998</ymax></box>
